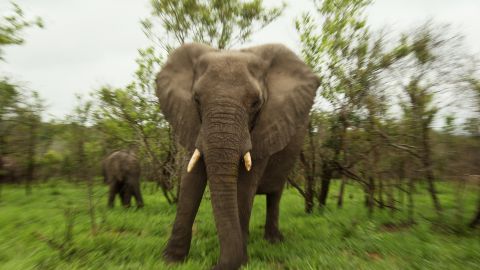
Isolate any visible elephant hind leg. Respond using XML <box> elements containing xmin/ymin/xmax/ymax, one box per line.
<box><xmin>108</xmin><ymin>181</ymin><xmax>120</xmax><ymax>208</ymax></box>
<box><xmin>264</xmin><ymin>190</ymin><xmax>284</xmax><ymax>243</ymax></box>
<box><xmin>132</xmin><ymin>181</ymin><xmax>144</xmax><ymax>208</ymax></box>
<box><xmin>121</xmin><ymin>183</ymin><xmax>132</xmax><ymax>208</ymax></box>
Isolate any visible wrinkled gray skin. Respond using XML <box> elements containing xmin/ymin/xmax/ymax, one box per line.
<box><xmin>0</xmin><ymin>156</ymin><xmax>19</xmax><ymax>184</ymax></box>
<box><xmin>102</xmin><ymin>150</ymin><xmax>144</xmax><ymax>208</ymax></box>
<box><xmin>156</xmin><ymin>43</ymin><xmax>319</xmax><ymax>270</ymax></box>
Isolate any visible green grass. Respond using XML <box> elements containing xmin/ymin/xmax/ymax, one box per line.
<box><xmin>0</xmin><ymin>180</ymin><xmax>479</xmax><ymax>269</ymax></box>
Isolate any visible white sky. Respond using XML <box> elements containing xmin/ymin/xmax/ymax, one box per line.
<box><xmin>1</xmin><ymin>0</ymin><xmax>479</xmax><ymax>120</ymax></box>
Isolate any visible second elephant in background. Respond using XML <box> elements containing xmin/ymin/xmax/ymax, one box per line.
<box><xmin>0</xmin><ymin>156</ymin><xmax>20</xmax><ymax>184</ymax></box>
<box><xmin>102</xmin><ymin>150</ymin><xmax>144</xmax><ymax>208</ymax></box>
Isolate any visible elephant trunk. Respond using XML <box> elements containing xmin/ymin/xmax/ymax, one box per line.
<box><xmin>204</xmin><ymin>148</ymin><xmax>245</xmax><ymax>267</ymax></box>
<box><xmin>201</xmin><ymin>101</ymin><xmax>250</xmax><ymax>268</ymax></box>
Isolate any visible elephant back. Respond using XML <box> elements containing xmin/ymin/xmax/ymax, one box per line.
<box><xmin>103</xmin><ymin>150</ymin><xmax>140</xmax><ymax>183</ymax></box>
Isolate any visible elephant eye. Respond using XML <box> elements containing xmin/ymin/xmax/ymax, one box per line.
<box><xmin>193</xmin><ymin>93</ymin><xmax>200</xmax><ymax>106</ymax></box>
<box><xmin>251</xmin><ymin>98</ymin><xmax>261</xmax><ymax>109</ymax></box>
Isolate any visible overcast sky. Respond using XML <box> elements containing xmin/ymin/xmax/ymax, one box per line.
<box><xmin>1</xmin><ymin>0</ymin><xmax>479</xmax><ymax>120</ymax></box>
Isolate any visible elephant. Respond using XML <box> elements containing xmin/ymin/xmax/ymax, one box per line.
<box><xmin>102</xmin><ymin>150</ymin><xmax>144</xmax><ymax>208</ymax></box>
<box><xmin>156</xmin><ymin>43</ymin><xmax>319</xmax><ymax>269</ymax></box>
<box><xmin>0</xmin><ymin>156</ymin><xmax>19</xmax><ymax>184</ymax></box>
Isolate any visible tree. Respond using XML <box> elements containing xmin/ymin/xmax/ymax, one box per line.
<box><xmin>0</xmin><ymin>80</ymin><xmax>20</xmax><ymax>157</ymax></box>
<box><xmin>142</xmin><ymin>0</ymin><xmax>285</xmax><ymax>51</ymax></box>
<box><xmin>390</xmin><ymin>25</ymin><xmax>476</xmax><ymax>217</ymax></box>
<box><xmin>467</xmin><ymin>78</ymin><xmax>480</xmax><ymax>228</ymax></box>
<box><xmin>0</xmin><ymin>2</ymin><xmax>43</xmax><ymax>60</ymax></box>
<box><xmin>0</xmin><ymin>3</ymin><xmax>43</xmax><ymax>193</ymax></box>
<box><xmin>65</xmin><ymin>95</ymin><xmax>99</xmax><ymax>234</ymax></box>
<box><xmin>1</xmin><ymin>2</ymin><xmax>42</xmax><ymax>156</ymax></box>
<box><xmin>17</xmin><ymin>91</ymin><xmax>44</xmax><ymax>194</ymax></box>
<box><xmin>295</xmin><ymin>0</ymin><xmax>372</xmax><ymax>211</ymax></box>
<box><xmin>295</xmin><ymin>0</ymin><xmax>410</xmax><ymax>213</ymax></box>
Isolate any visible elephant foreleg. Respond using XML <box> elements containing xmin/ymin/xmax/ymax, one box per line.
<box><xmin>107</xmin><ymin>182</ymin><xmax>119</xmax><ymax>208</ymax></box>
<box><xmin>163</xmin><ymin>158</ymin><xmax>207</xmax><ymax>262</ymax></box>
<box><xmin>237</xmin><ymin>160</ymin><xmax>268</xmax><ymax>246</ymax></box>
<box><xmin>121</xmin><ymin>184</ymin><xmax>132</xmax><ymax>208</ymax></box>
<box><xmin>237</xmin><ymin>182</ymin><xmax>256</xmax><ymax>247</ymax></box>
<box><xmin>132</xmin><ymin>181</ymin><xmax>144</xmax><ymax>208</ymax></box>
<box><xmin>264</xmin><ymin>190</ymin><xmax>284</xmax><ymax>243</ymax></box>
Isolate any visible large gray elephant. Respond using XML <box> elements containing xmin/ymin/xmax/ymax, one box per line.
<box><xmin>102</xmin><ymin>150</ymin><xmax>144</xmax><ymax>208</ymax></box>
<box><xmin>156</xmin><ymin>43</ymin><xmax>319</xmax><ymax>269</ymax></box>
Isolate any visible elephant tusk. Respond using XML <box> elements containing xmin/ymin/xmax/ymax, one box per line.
<box><xmin>187</xmin><ymin>149</ymin><xmax>201</xmax><ymax>173</ymax></box>
<box><xmin>244</xmin><ymin>152</ymin><xmax>252</xmax><ymax>172</ymax></box>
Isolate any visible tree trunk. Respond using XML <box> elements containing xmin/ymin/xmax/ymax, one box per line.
<box><xmin>372</xmin><ymin>146</ymin><xmax>383</xmax><ymax>209</ymax></box>
<box><xmin>287</xmin><ymin>177</ymin><xmax>307</xmax><ymax>199</ymax></box>
<box><xmin>0</xmin><ymin>125</ymin><xmax>6</xmax><ymax>157</ymax></box>
<box><xmin>301</xmin><ymin>151</ymin><xmax>315</xmax><ymax>213</ymax></box>
<box><xmin>337</xmin><ymin>176</ymin><xmax>346</xmax><ymax>208</ymax></box>
<box><xmin>142</xmin><ymin>131</ymin><xmax>176</xmax><ymax>204</ymax></box>
<box><xmin>305</xmin><ymin>173</ymin><xmax>315</xmax><ymax>213</ymax></box>
<box><xmin>25</xmin><ymin>118</ymin><xmax>36</xmax><ymax>195</ymax></box>
<box><xmin>86</xmin><ymin>174</ymin><xmax>97</xmax><ymax>234</ymax></box>
<box><xmin>318</xmin><ymin>177</ymin><xmax>331</xmax><ymax>207</ymax></box>
<box><xmin>318</xmin><ymin>162</ymin><xmax>332</xmax><ymax>207</ymax></box>
<box><xmin>158</xmin><ymin>127</ymin><xmax>179</xmax><ymax>203</ymax></box>
<box><xmin>421</xmin><ymin>124</ymin><xmax>442</xmax><ymax>217</ymax></box>
<box><xmin>78</xmin><ymin>126</ymin><xmax>97</xmax><ymax>234</ymax></box>
<box><xmin>454</xmin><ymin>177</ymin><xmax>466</xmax><ymax>224</ymax></box>
<box><xmin>302</xmin><ymin>122</ymin><xmax>317</xmax><ymax>213</ymax></box>
<box><xmin>398</xmin><ymin>177</ymin><xmax>405</xmax><ymax>208</ymax></box>
<box><xmin>378</xmin><ymin>177</ymin><xmax>385</xmax><ymax>209</ymax></box>
<box><xmin>396</xmin><ymin>159</ymin><xmax>406</xmax><ymax>209</ymax></box>
<box><xmin>337</xmin><ymin>118</ymin><xmax>348</xmax><ymax>209</ymax></box>
<box><xmin>386</xmin><ymin>178</ymin><xmax>395</xmax><ymax>214</ymax></box>
<box><xmin>407</xmin><ymin>177</ymin><xmax>415</xmax><ymax>223</ymax></box>
<box><xmin>367</xmin><ymin>176</ymin><xmax>375</xmax><ymax>217</ymax></box>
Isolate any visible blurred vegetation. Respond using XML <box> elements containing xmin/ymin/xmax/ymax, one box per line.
<box><xmin>1</xmin><ymin>0</ymin><xmax>480</xmax><ymax>268</ymax></box>
<box><xmin>142</xmin><ymin>0</ymin><xmax>285</xmax><ymax>51</ymax></box>
<box><xmin>0</xmin><ymin>2</ymin><xmax>43</xmax><ymax>60</ymax></box>
<box><xmin>292</xmin><ymin>0</ymin><xmax>480</xmax><ymax>225</ymax></box>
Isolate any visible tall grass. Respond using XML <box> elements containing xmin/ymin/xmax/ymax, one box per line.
<box><xmin>0</xmin><ymin>180</ymin><xmax>478</xmax><ymax>269</ymax></box>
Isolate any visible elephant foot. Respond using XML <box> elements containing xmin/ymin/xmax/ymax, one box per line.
<box><xmin>162</xmin><ymin>249</ymin><xmax>188</xmax><ymax>263</ymax></box>
<box><xmin>264</xmin><ymin>229</ymin><xmax>284</xmax><ymax>244</ymax></box>
<box><xmin>212</xmin><ymin>256</ymin><xmax>247</xmax><ymax>270</ymax></box>
<box><xmin>163</xmin><ymin>238</ymin><xmax>191</xmax><ymax>264</ymax></box>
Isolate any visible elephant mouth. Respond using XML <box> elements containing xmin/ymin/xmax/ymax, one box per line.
<box><xmin>186</xmin><ymin>149</ymin><xmax>251</xmax><ymax>173</ymax></box>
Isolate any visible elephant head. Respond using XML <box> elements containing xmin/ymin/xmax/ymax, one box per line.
<box><xmin>156</xmin><ymin>43</ymin><xmax>319</xmax><ymax>261</ymax></box>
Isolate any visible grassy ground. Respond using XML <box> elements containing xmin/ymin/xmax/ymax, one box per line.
<box><xmin>0</xmin><ymin>180</ymin><xmax>478</xmax><ymax>270</ymax></box>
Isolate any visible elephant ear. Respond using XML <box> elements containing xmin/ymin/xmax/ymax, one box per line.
<box><xmin>244</xmin><ymin>44</ymin><xmax>320</xmax><ymax>159</ymax></box>
<box><xmin>156</xmin><ymin>43</ymin><xmax>216</xmax><ymax>150</ymax></box>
